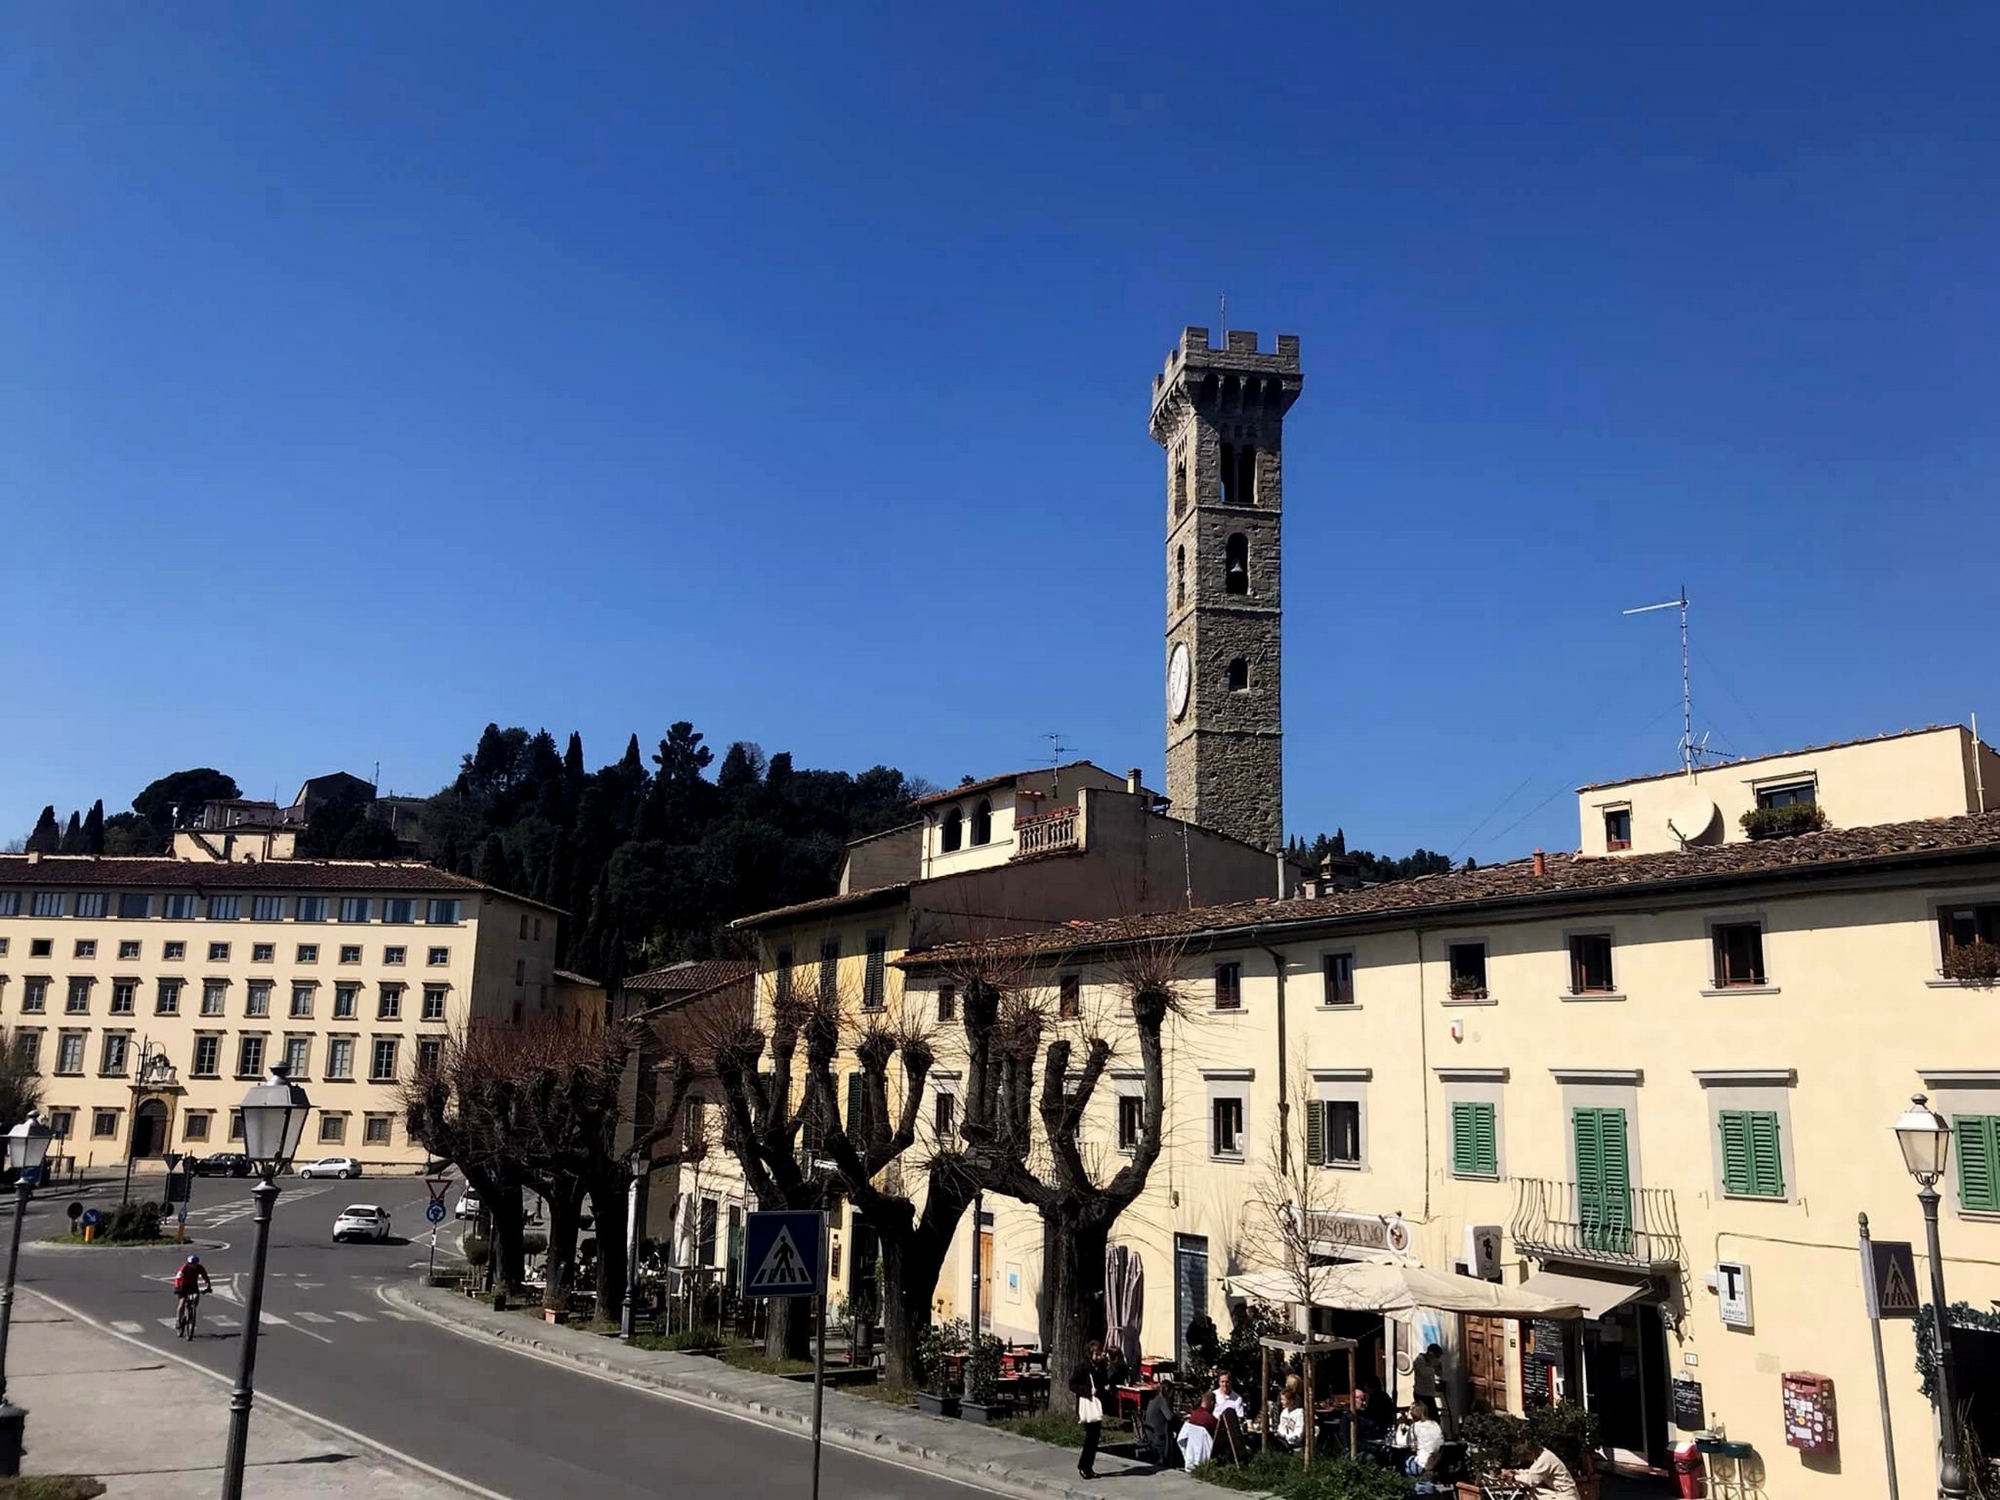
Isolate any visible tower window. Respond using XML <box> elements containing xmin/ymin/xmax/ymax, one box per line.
<box><xmin>1224</xmin><ymin>533</ymin><xmax>1250</xmax><ymax>595</ymax></box>
<box><xmin>1176</xmin><ymin>546</ymin><xmax>1186</xmax><ymax>609</ymax></box>
<box><xmin>1220</xmin><ymin>443</ymin><xmax>1258</xmax><ymax>506</ymax></box>
<box><xmin>970</xmin><ymin>799</ymin><xmax>993</xmax><ymax>846</ymax></box>
<box><xmin>940</xmin><ymin>807</ymin><xmax>964</xmax><ymax>853</ymax></box>
<box><xmin>1227</xmin><ymin>658</ymin><xmax>1249</xmax><ymax>692</ymax></box>
<box><xmin>1174</xmin><ymin>458</ymin><xmax>1187</xmax><ymax>520</ymax></box>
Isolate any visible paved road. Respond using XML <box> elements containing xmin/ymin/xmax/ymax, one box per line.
<box><xmin>19</xmin><ymin>1178</ymin><xmax>986</xmax><ymax>1500</ymax></box>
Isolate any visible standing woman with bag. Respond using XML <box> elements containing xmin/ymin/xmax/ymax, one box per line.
<box><xmin>1070</xmin><ymin>1338</ymin><xmax>1113</xmax><ymax>1479</ymax></box>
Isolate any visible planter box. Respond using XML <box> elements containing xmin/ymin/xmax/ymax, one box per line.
<box><xmin>914</xmin><ymin>1391</ymin><xmax>960</xmax><ymax>1419</ymax></box>
<box><xmin>961</xmin><ymin>1399</ymin><xmax>1015</xmax><ymax>1425</ymax></box>
<box><xmin>542</xmin><ymin>1308</ymin><xmax>568</xmax><ymax>1325</ymax></box>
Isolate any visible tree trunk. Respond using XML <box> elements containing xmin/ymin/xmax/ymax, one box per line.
<box><xmin>765</xmin><ymin>1293</ymin><xmax>813</xmax><ymax>1360</ymax></box>
<box><xmin>1039</xmin><ymin>1210</ymin><xmax>1109</xmax><ymax>1386</ymax></box>
<box><xmin>493</xmin><ymin>1191</ymin><xmax>526</xmax><ymax>1289</ymax></box>
<box><xmin>543</xmin><ymin>1188</ymin><xmax>584</xmax><ymax>1314</ymax></box>
<box><xmin>880</xmin><ymin>1230</ymin><xmax>948</xmax><ymax>1389</ymax></box>
<box><xmin>593</xmin><ymin>1173</ymin><xmax>630</xmax><ymax>1321</ymax></box>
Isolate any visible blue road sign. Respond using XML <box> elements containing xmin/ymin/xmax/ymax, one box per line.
<box><xmin>80</xmin><ymin>1208</ymin><xmax>101</xmax><ymax>1229</ymax></box>
<box><xmin>426</xmin><ymin>1201</ymin><xmax>447</xmax><ymax>1225</ymax></box>
<box><xmin>742</xmin><ymin>1210</ymin><xmax>825</xmax><ymax>1299</ymax></box>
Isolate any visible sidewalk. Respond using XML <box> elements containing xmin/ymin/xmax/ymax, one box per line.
<box><xmin>392</xmin><ymin>1280</ymin><xmax>1239</xmax><ymax>1500</ymax></box>
<box><xmin>14</xmin><ymin>1292</ymin><xmax>454</xmax><ymax>1499</ymax></box>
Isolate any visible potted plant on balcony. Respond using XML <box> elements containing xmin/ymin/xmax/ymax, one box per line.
<box><xmin>958</xmin><ymin>1334</ymin><xmax>1006</xmax><ymax>1424</ymax></box>
<box><xmin>1448</xmin><ymin>971</ymin><xmax>1487</xmax><ymax>1001</ymax></box>
<box><xmin>1943</xmin><ymin>938</ymin><xmax>2000</xmax><ymax>989</ymax></box>
<box><xmin>1739</xmin><ymin>803</ymin><xmax>1828</xmax><ymax>840</ymax></box>
<box><xmin>914</xmin><ymin>1318</ymin><xmax>968</xmax><ymax>1419</ymax></box>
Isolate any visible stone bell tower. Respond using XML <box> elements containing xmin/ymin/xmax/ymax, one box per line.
<box><xmin>1150</xmin><ymin>327</ymin><xmax>1302</xmax><ymax>853</ymax></box>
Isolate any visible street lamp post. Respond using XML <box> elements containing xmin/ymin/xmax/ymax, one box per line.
<box><xmin>0</xmin><ymin>1113</ymin><xmax>55</xmax><ymax>1476</ymax></box>
<box><xmin>1894</xmin><ymin>1094</ymin><xmax>1970</xmax><ymax>1500</ymax></box>
<box><xmin>220</xmin><ymin>1066</ymin><xmax>311</xmax><ymax>1500</ymax></box>
<box><xmin>622</xmin><ymin>1148</ymin><xmax>646</xmax><ymax>1341</ymax></box>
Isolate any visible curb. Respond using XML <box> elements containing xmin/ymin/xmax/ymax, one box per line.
<box><xmin>385</xmin><ymin>1282</ymin><xmax>1236</xmax><ymax>1500</ymax></box>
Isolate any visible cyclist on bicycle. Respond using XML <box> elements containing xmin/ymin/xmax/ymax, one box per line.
<box><xmin>173</xmin><ymin>1254</ymin><xmax>212</xmax><ymax>1324</ymax></box>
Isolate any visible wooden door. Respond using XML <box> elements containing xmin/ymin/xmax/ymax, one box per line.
<box><xmin>1462</xmin><ymin>1315</ymin><xmax>1508</xmax><ymax>1415</ymax></box>
<box><xmin>978</xmin><ymin>1230</ymin><xmax>994</xmax><ymax>1330</ymax></box>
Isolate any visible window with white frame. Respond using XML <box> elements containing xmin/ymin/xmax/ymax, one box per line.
<box><xmin>1210</xmin><ymin>1096</ymin><xmax>1245</xmax><ymax>1158</ymax></box>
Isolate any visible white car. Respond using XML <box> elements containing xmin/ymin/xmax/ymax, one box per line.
<box><xmin>297</xmin><ymin>1156</ymin><xmax>362</xmax><ymax>1180</ymax></box>
<box><xmin>332</xmin><ymin>1204</ymin><xmax>392</xmax><ymax>1243</ymax></box>
<box><xmin>455</xmin><ymin>1190</ymin><xmax>481</xmax><ymax>1221</ymax></box>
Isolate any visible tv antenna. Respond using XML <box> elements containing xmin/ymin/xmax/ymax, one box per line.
<box><xmin>1046</xmin><ymin>732</ymin><xmax>1067</xmax><ymax>796</ymax></box>
<box><xmin>1623</xmin><ymin>588</ymin><xmax>1695</xmax><ymax>774</ymax></box>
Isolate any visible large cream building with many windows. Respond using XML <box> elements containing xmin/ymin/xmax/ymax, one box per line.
<box><xmin>0</xmin><ymin>852</ymin><xmax>560</xmax><ymax>1172</ymax></box>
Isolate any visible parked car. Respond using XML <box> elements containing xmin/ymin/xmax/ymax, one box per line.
<box><xmin>190</xmin><ymin>1153</ymin><xmax>252</xmax><ymax>1178</ymax></box>
<box><xmin>454</xmin><ymin>1190</ymin><xmax>481</xmax><ymax>1221</ymax></box>
<box><xmin>332</xmin><ymin>1204</ymin><xmax>392</xmax><ymax>1243</ymax></box>
<box><xmin>296</xmin><ymin>1156</ymin><xmax>362</xmax><ymax>1180</ymax></box>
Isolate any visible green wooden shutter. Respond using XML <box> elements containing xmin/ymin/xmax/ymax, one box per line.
<box><xmin>1305</xmin><ymin>1100</ymin><xmax>1325</xmax><ymax>1167</ymax></box>
<box><xmin>1452</xmin><ymin>1102</ymin><xmax>1497</xmax><ymax>1178</ymax></box>
<box><xmin>1575</xmin><ymin>1108</ymin><xmax>1632</xmax><ymax>1253</ymax></box>
<box><xmin>846</xmin><ymin>1071</ymin><xmax>865</xmax><ymax>1138</ymax></box>
<box><xmin>1956</xmin><ymin>1116</ymin><xmax>2000</xmax><ymax>1213</ymax></box>
<box><xmin>1748</xmin><ymin>1111</ymin><xmax>1784</xmax><ymax>1197</ymax></box>
<box><xmin>1718</xmin><ymin>1111</ymin><xmax>1754</xmax><ymax>1195</ymax></box>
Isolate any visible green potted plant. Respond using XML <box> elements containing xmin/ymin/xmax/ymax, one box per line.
<box><xmin>958</xmin><ymin>1334</ymin><xmax>1006</xmax><ymax>1424</ymax></box>
<box><xmin>914</xmin><ymin>1318</ymin><xmax>968</xmax><ymax>1419</ymax></box>
<box><xmin>1943</xmin><ymin>938</ymin><xmax>2000</xmax><ymax>988</ymax></box>
<box><xmin>1740</xmin><ymin>803</ymin><xmax>1828</xmax><ymax>840</ymax></box>
<box><xmin>1459</xmin><ymin>1409</ymin><xmax>1529</xmax><ymax>1494</ymax></box>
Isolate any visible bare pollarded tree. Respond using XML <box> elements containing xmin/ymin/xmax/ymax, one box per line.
<box><xmin>403</xmin><ymin>1016</ymin><xmax>698</xmax><ymax>1315</ymax></box>
<box><xmin>952</xmin><ymin>926</ymin><xmax>1189</xmax><ymax>1384</ymax></box>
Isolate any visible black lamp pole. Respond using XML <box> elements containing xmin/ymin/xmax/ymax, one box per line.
<box><xmin>1918</xmin><ymin>1182</ymin><xmax>1969</xmax><ymax>1500</ymax></box>
<box><xmin>220</xmin><ymin>1173</ymin><xmax>280</xmax><ymax>1500</ymax></box>
<box><xmin>0</xmin><ymin>1115</ymin><xmax>54</xmax><ymax>1477</ymax></box>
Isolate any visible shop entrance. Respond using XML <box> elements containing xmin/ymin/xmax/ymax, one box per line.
<box><xmin>1954</xmin><ymin>1323</ymin><xmax>2000</xmax><ymax>1462</ymax></box>
<box><xmin>1583</xmin><ymin>1302</ymin><xmax>1670</xmax><ymax>1469</ymax></box>
<box><xmin>1174</xmin><ymin>1234</ymin><xmax>1209</xmax><ymax>1370</ymax></box>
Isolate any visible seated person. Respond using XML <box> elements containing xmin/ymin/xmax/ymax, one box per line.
<box><xmin>1211</xmin><ymin>1370</ymin><xmax>1247</xmax><ymax>1422</ymax></box>
<box><xmin>1355</xmin><ymin>1374</ymin><xmax>1396</xmax><ymax>1448</ymax></box>
<box><xmin>1273</xmin><ymin>1386</ymin><xmax>1307</xmax><ymax>1451</ymax></box>
<box><xmin>1503</xmin><ymin>1440</ymin><xmax>1581</xmax><ymax>1498</ymax></box>
<box><xmin>1177</xmin><ymin>1393</ymin><xmax>1217</xmax><ymax>1471</ymax></box>
<box><xmin>1138</xmin><ymin>1379</ymin><xmax>1178</xmax><ymax>1466</ymax></box>
<box><xmin>1402</xmin><ymin>1400</ymin><xmax>1445</xmax><ymax>1479</ymax></box>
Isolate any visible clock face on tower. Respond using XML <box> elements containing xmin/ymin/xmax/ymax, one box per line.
<box><xmin>1168</xmin><ymin>641</ymin><xmax>1191</xmax><ymax>722</ymax></box>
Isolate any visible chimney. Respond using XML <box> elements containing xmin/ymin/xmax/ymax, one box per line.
<box><xmin>1532</xmin><ymin>849</ymin><xmax>1547</xmax><ymax>877</ymax></box>
<box><xmin>1126</xmin><ymin>768</ymin><xmax>1143</xmax><ymax>795</ymax></box>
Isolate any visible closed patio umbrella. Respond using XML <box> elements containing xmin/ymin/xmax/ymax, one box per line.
<box><xmin>1105</xmin><ymin>1243</ymin><xmax>1145</xmax><ymax>1371</ymax></box>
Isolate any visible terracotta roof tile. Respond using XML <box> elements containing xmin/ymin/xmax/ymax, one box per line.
<box><xmin>902</xmin><ymin>811</ymin><xmax>2000</xmax><ymax>967</ymax></box>
<box><xmin>1577</xmin><ymin>724</ymin><xmax>1969</xmax><ymax>792</ymax></box>
<box><xmin>910</xmin><ymin>762</ymin><xmax>1114</xmax><ymax>809</ymax></box>
<box><xmin>729</xmin><ymin>882</ymin><xmax>913</xmax><ymax>930</ymax></box>
<box><xmin>623</xmin><ymin>959</ymin><xmax>757</xmax><ymax>994</ymax></box>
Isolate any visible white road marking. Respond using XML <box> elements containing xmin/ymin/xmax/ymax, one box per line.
<box><xmin>295</xmin><ymin>1311</ymin><xmax>335</xmax><ymax>1324</ymax></box>
<box><xmin>157</xmin><ymin>1317</ymin><xmax>179</xmax><ymax>1331</ymax></box>
<box><xmin>112</xmin><ymin>1320</ymin><xmax>143</xmax><ymax>1333</ymax></box>
<box><xmin>379</xmin><ymin>1310</ymin><xmax>412</xmax><ymax>1321</ymax></box>
<box><xmin>27</xmin><ymin>1287</ymin><xmax>513</xmax><ymax>1500</ymax></box>
<box><xmin>334</xmin><ymin>1311</ymin><xmax>372</xmax><ymax>1322</ymax></box>
<box><xmin>260</xmin><ymin>1311</ymin><xmax>289</xmax><ymax>1326</ymax></box>
<box><xmin>212</xmin><ymin>1315</ymin><xmax>240</xmax><ymax>1328</ymax></box>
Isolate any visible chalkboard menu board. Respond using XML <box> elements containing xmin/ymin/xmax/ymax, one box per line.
<box><xmin>1672</xmin><ymin>1376</ymin><xmax>1706</xmax><ymax>1431</ymax></box>
<box><xmin>1520</xmin><ymin>1319</ymin><xmax>1567</xmax><ymax>1406</ymax></box>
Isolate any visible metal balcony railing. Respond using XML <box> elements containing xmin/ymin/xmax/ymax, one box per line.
<box><xmin>1510</xmin><ymin>1177</ymin><xmax>1684</xmax><ymax>1271</ymax></box>
<box><xmin>1013</xmin><ymin>806</ymin><xmax>1079</xmax><ymax>858</ymax></box>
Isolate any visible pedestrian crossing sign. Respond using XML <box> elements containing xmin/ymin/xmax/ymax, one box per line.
<box><xmin>1865</xmin><ymin>1238</ymin><xmax>1921</xmax><ymax>1319</ymax></box>
<box><xmin>743</xmin><ymin>1210</ymin><xmax>825</xmax><ymax>1298</ymax></box>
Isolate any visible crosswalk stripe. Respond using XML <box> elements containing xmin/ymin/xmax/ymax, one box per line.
<box><xmin>112</xmin><ymin>1320</ymin><xmax>144</xmax><ymax>1334</ymax></box>
<box><xmin>259</xmin><ymin>1312</ymin><xmax>288</xmax><ymax>1326</ymax></box>
<box><xmin>295</xmin><ymin>1312</ymin><xmax>334</xmax><ymax>1324</ymax></box>
<box><xmin>212</xmin><ymin>1316</ymin><xmax>241</xmax><ymax>1328</ymax></box>
<box><xmin>380</xmin><ymin>1310</ymin><xmax>412</xmax><ymax>1321</ymax></box>
<box><xmin>334</xmin><ymin>1311</ymin><xmax>372</xmax><ymax>1323</ymax></box>
<box><xmin>157</xmin><ymin>1317</ymin><xmax>179</xmax><ymax>1331</ymax></box>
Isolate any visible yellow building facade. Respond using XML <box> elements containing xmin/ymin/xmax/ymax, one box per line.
<box><xmin>901</xmin><ymin>799</ymin><xmax>2000</xmax><ymax>1497</ymax></box>
<box><xmin>0</xmin><ymin>853</ymin><xmax>561</xmax><ymax>1174</ymax></box>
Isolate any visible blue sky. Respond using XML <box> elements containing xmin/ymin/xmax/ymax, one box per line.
<box><xmin>4</xmin><ymin>4</ymin><xmax>1996</xmax><ymax>863</ymax></box>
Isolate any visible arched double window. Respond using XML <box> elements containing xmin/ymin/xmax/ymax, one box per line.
<box><xmin>971</xmin><ymin>799</ymin><xmax>993</xmax><ymax>846</ymax></box>
<box><xmin>1224</xmin><ymin>532</ymin><xmax>1250</xmax><ymax>595</ymax></box>
<box><xmin>941</xmin><ymin>807</ymin><xmax>964</xmax><ymax>853</ymax></box>
<box><xmin>1174</xmin><ymin>458</ymin><xmax>1188</xmax><ymax>520</ymax></box>
<box><xmin>1176</xmin><ymin>545</ymin><xmax>1186</xmax><ymax>609</ymax></box>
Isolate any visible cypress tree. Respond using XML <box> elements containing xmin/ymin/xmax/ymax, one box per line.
<box><xmin>82</xmin><ymin>800</ymin><xmax>105</xmax><ymax>855</ymax></box>
<box><xmin>25</xmin><ymin>807</ymin><xmax>60</xmax><ymax>854</ymax></box>
<box><xmin>57</xmin><ymin>811</ymin><xmax>83</xmax><ymax>854</ymax></box>
<box><xmin>476</xmin><ymin>834</ymin><xmax>512</xmax><ymax>892</ymax></box>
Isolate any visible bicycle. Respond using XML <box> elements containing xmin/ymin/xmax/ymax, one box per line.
<box><xmin>175</xmin><ymin>1291</ymin><xmax>200</xmax><ymax>1340</ymax></box>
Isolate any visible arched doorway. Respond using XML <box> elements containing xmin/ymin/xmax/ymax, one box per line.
<box><xmin>131</xmin><ymin>1099</ymin><xmax>169</xmax><ymax>1159</ymax></box>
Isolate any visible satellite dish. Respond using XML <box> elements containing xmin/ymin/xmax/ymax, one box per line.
<box><xmin>1663</xmin><ymin>789</ymin><xmax>1720</xmax><ymax>846</ymax></box>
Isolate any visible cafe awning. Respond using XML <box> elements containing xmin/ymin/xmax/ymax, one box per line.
<box><xmin>1223</xmin><ymin>1261</ymin><xmax>1583</xmax><ymax>1318</ymax></box>
<box><xmin>1516</xmin><ymin>1268</ymin><xmax>1651</xmax><ymax>1321</ymax></box>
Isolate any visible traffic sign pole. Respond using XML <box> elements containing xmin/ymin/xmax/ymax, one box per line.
<box><xmin>811</xmin><ymin>1236</ymin><xmax>828</xmax><ymax>1500</ymax></box>
<box><xmin>1859</xmin><ymin>1212</ymin><xmax>1901</xmax><ymax>1500</ymax></box>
